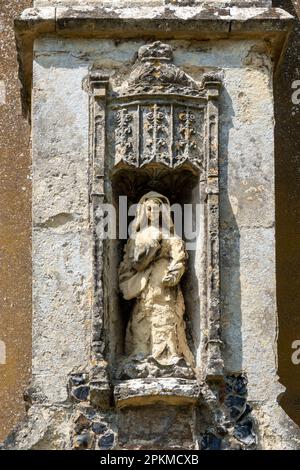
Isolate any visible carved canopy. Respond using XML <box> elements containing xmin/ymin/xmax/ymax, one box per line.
<box><xmin>110</xmin><ymin>41</ymin><xmax>221</xmax><ymax>173</ymax></box>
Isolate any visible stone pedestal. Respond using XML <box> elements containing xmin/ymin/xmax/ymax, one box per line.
<box><xmin>2</xmin><ymin>0</ymin><xmax>300</xmax><ymax>450</ymax></box>
<box><xmin>114</xmin><ymin>379</ymin><xmax>200</xmax><ymax>408</ymax></box>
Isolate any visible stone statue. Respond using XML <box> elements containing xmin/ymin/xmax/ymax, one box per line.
<box><xmin>118</xmin><ymin>191</ymin><xmax>195</xmax><ymax>379</ymax></box>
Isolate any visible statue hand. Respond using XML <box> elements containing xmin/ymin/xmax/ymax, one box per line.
<box><xmin>162</xmin><ymin>262</ymin><xmax>185</xmax><ymax>286</ymax></box>
<box><xmin>162</xmin><ymin>271</ymin><xmax>179</xmax><ymax>287</ymax></box>
<box><xmin>133</xmin><ymin>240</ymin><xmax>160</xmax><ymax>271</ymax></box>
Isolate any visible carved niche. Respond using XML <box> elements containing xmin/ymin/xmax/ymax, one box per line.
<box><xmin>85</xmin><ymin>41</ymin><xmax>224</xmax><ymax>408</ymax></box>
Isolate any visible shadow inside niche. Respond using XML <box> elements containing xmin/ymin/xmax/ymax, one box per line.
<box><xmin>109</xmin><ymin>166</ymin><xmax>201</xmax><ymax>375</ymax></box>
<box><xmin>273</xmin><ymin>0</ymin><xmax>300</xmax><ymax>427</ymax></box>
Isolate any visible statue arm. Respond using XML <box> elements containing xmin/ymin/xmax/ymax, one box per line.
<box><xmin>132</xmin><ymin>240</ymin><xmax>160</xmax><ymax>272</ymax></box>
<box><xmin>162</xmin><ymin>237</ymin><xmax>187</xmax><ymax>287</ymax></box>
<box><xmin>119</xmin><ymin>238</ymin><xmax>154</xmax><ymax>301</ymax></box>
<box><xmin>118</xmin><ymin>236</ymin><xmax>160</xmax><ymax>284</ymax></box>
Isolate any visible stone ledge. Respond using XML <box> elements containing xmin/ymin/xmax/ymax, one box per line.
<box><xmin>33</xmin><ymin>2</ymin><xmax>272</xmax><ymax>8</ymax></box>
<box><xmin>114</xmin><ymin>378</ymin><xmax>200</xmax><ymax>408</ymax></box>
<box><xmin>16</xmin><ymin>6</ymin><xmax>294</xmax><ymax>38</ymax></box>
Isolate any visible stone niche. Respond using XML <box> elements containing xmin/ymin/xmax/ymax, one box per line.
<box><xmin>86</xmin><ymin>40</ymin><xmax>223</xmax><ymax>445</ymax></box>
<box><xmin>3</xmin><ymin>0</ymin><xmax>300</xmax><ymax>450</ymax></box>
<box><xmin>101</xmin><ymin>41</ymin><xmax>223</xmax><ymax>382</ymax></box>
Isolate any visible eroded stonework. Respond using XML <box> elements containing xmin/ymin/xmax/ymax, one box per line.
<box><xmin>112</xmin><ymin>41</ymin><xmax>217</xmax><ymax>172</ymax></box>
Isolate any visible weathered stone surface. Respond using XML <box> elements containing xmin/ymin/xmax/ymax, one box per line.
<box><xmin>30</xmin><ymin>5</ymin><xmax>295</xmax><ymax>35</ymax></box>
<box><xmin>32</xmin><ymin>230</ymin><xmax>92</xmax><ymax>403</ymax></box>
<box><xmin>114</xmin><ymin>378</ymin><xmax>200</xmax><ymax>407</ymax></box>
<box><xmin>2</xmin><ymin>405</ymin><xmax>73</xmax><ymax>450</ymax></box>
<box><xmin>89</xmin><ymin>382</ymin><xmax>112</xmax><ymax>409</ymax></box>
<box><xmin>28</xmin><ymin>42</ymin><xmax>93</xmax><ymax>406</ymax></box>
<box><xmin>118</xmin><ymin>403</ymin><xmax>196</xmax><ymax>449</ymax></box>
<box><xmin>34</xmin><ymin>1</ymin><xmax>272</xmax><ymax>7</ymax></box>
<box><xmin>116</xmin><ymin>355</ymin><xmax>195</xmax><ymax>380</ymax></box>
<box><xmin>0</xmin><ymin>0</ymin><xmax>32</xmax><ymax>443</ymax></box>
<box><xmin>19</xmin><ymin>35</ymin><xmax>299</xmax><ymax>449</ymax></box>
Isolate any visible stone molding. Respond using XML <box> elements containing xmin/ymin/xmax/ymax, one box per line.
<box><xmin>114</xmin><ymin>378</ymin><xmax>201</xmax><ymax>408</ymax></box>
<box><xmin>34</xmin><ymin>2</ymin><xmax>273</xmax><ymax>8</ymax></box>
<box><xmin>88</xmin><ymin>41</ymin><xmax>224</xmax><ymax>380</ymax></box>
<box><xmin>15</xmin><ymin>5</ymin><xmax>294</xmax><ymax>117</ymax></box>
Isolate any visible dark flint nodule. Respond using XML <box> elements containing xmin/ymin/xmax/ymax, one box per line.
<box><xmin>234</xmin><ymin>420</ymin><xmax>256</xmax><ymax>446</ymax></box>
<box><xmin>72</xmin><ymin>386</ymin><xmax>90</xmax><ymax>401</ymax></box>
<box><xmin>225</xmin><ymin>395</ymin><xmax>246</xmax><ymax>409</ymax></box>
<box><xmin>98</xmin><ymin>433</ymin><xmax>115</xmax><ymax>450</ymax></box>
<box><xmin>201</xmin><ymin>433</ymin><xmax>222</xmax><ymax>450</ymax></box>
<box><xmin>92</xmin><ymin>422</ymin><xmax>108</xmax><ymax>435</ymax></box>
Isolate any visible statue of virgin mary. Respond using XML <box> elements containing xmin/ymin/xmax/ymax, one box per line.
<box><xmin>118</xmin><ymin>191</ymin><xmax>195</xmax><ymax>379</ymax></box>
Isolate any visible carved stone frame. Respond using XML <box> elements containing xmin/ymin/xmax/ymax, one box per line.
<box><xmin>86</xmin><ymin>44</ymin><xmax>224</xmax><ymax>408</ymax></box>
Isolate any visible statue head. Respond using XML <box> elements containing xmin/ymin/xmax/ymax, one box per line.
<box><xmin>145</xmin><ymin>197</ymin><xmax>161</xmax><ymax>225</ymax></box>
<box><xmin>131</xmin><ymin>191</ymin><xmax>174</xmax><ymax>237</ymax></box>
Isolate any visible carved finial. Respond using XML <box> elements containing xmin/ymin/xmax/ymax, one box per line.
<box><xmin>138</xmin><ymin>41</ymin><xmax>173</xmax><ymax>63</ymax></box>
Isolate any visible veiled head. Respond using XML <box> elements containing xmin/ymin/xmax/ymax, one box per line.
<box><xmin>132</xmin><ymin>191</ymin><xmax>174</xmax><ymax>236</ymax></box>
